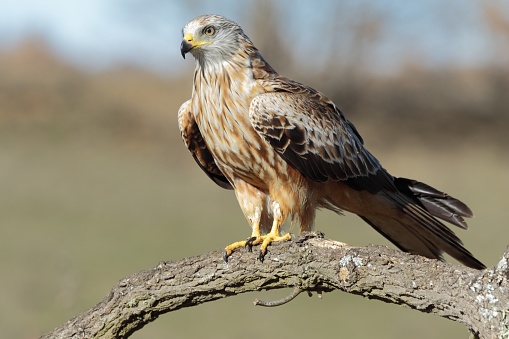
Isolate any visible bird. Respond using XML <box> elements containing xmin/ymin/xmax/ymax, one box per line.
<box><xmin>178</xmin><ymin>14</ymin><xmax>485</xmax><ymax>269</ymax></box>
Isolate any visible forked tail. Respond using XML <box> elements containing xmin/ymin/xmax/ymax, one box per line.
<box><xmin>361</xmin><ymin>177</ymin><xmax>485</xmax><ymax>269</ymax></box>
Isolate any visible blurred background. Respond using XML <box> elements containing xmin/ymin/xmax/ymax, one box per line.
<box><xmin>1</xmin><ymin>0</ymin><xmax>508</xmax><ymax>338</ymax></box>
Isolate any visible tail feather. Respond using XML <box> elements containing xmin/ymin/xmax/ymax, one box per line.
<box><xmin>359</xmin><ymin>215</ymin><xmax>444</xmax><ymax>261</ymax></box>
<box><xmin>394</xmin><ymin>177</ymin><xmax>473</xmax><ymax>229</ymax></box>
<box><xmin>360</xmin><ymin>178</ymin><xmax>485</xmax><ymax>270</ymax></box>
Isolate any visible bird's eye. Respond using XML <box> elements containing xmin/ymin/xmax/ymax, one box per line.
<box><xmin>203</xmin><ymin>26</ymin><xmax>216</xmax><ymax>36</ymax></box>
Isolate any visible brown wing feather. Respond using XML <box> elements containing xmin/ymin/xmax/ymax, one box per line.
<box><xmin>249</xmin><ymin>80</ymin><xmax>389</xmax><ymax>190</ymax></box>
<box><xmin>178</xmin><ymin>100</ymin><xmax>233</xmax><ymax>190</ymax></box>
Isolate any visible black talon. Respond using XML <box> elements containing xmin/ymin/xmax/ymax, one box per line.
<box><xmin>223</xmin><ymin>251</ymin><xmax>229</xmax><ymax>263</ymax></box>
<box><xmin>258</xmin><ymin>250</ymin><xmax>265</xmax><ymax>262</ymax></box>
<box><xmin>245</xmin><ymin>236</ymin><xmax>257</xmax><ymax>252</ymax></box>
<box><xmin>245</xmin><ymin>236</ymin><xmax>257</xmax><ymax>245</ymax></box>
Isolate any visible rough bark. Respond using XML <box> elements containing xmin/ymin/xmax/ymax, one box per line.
<box><xmin>40</xmin><ymin>232</ymin><xmax>509</xmax><ymax>339</ymax></box>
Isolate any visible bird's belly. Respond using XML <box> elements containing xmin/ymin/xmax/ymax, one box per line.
<box><xmin>221</xmin><ymin>137</ymin><xmax>285</xmax><ymax>188</ymax></box>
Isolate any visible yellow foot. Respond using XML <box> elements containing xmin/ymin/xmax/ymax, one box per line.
<box><xmin>256</xmin><ymin>232</ymin><xmax>292</xmax><ymax>262</ymax></box>
<box><xmin>224</xmin><ymin>239</ymin><xmax>251</xmax><ymax>262</ymax></box>
<box><xmin>224</xmin><ymin>232</ymin><xmax>291</xmax><ymax>262</ymax></box>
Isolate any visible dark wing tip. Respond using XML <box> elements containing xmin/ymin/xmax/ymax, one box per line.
<box><xmin>395</xmin><ymin>177</ymin><xmax>473</xmax><ymax>229</ymax></box>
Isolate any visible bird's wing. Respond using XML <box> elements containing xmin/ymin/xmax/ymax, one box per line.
<box><xmin>178</xmin><ymin>100</ymin><xmax>233</xmax><ymax>190</ymax></box>
<box><xmin>250</xmin><ymin>78</ymin><xmax>392</xmax><ymax>192</ymax></box>
<box><xmin>249</xmin><ymin>80</ymin><xmax>484</xmax><ymax>269</ymax></box>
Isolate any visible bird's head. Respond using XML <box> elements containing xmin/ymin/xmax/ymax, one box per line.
<box><xmin>180</xmin><ymin>14</ymin><xmax>252</xmax><ymax>65</ymax></box>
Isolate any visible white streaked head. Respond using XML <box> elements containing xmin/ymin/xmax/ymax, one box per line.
<box><xmin>180</xmin><ymin>14</ymin><xmax>252</xmax><ymax>66</ymax></box>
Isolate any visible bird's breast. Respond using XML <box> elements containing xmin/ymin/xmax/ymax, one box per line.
<box><xmin>192</xmin><ymin>73</ymin><xmax>287</xmax><ymax>189</ymax></box>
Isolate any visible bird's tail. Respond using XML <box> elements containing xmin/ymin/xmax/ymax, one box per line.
<box><xmin>360</xmin><ymin>177</ymin><xmax>485</xmax><ymax>269</ymax></box>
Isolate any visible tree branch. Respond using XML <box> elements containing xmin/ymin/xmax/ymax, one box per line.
<box><xmin>40</xmin><ymin>232</ymin><xmax>509</xmax><ymax>339</ymax></box>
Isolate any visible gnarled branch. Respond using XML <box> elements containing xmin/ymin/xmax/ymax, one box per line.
<box><xmin>40</xmin><ymin>232</ymin><xmax>509</xmax><ymax>339</ymax></box>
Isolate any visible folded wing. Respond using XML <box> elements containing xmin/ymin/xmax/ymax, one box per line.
<box><xmin>178</xmin><ymin>100</ymin><xmax>233</xmax><ymax>190</ymax></box>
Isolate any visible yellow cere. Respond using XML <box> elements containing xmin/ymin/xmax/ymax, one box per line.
<box><xmin>183</xmin><ymin>33</ymin><xmax>212</xmax><ymax>48</ymax></box>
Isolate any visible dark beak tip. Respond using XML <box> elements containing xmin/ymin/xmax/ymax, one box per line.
<box><xmin>180</xmin><ymin>40</ymin><xmax>191</xmax><ymax>59</ymax></box>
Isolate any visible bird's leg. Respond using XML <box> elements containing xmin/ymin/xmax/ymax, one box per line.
<box><xmin>224</xmin><ymin>181</ymin><xmax>270</xmax><ymax>262</ymax></box>
<box><xmin>251</xmin><ymin>200</ymin><xmax>291</xmax><ymax>262</ymax></box>
<box><xmin>259</xmin><ymin>215</ymin><xmax>291</xmax><ymax>261</ymax></box>
<box><xmin>245</xmin><ymin>222</ymin><xmax>261</xmax><ymax>252</ymax></box>
<box><xmin>224</xmin><ymin>183</ymin><xmax>291</xmax><ymax>262</ymax></box>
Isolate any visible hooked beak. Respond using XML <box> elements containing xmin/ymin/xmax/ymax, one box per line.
<box><xmin>180</xmin><ymin>34</ymin><xmax>193</xmax><ymax>59</ymax></box>
<box><xmin>180</xmin><ymin>33</ymin><xmax>211</xmax><ymax>59</ymax></box>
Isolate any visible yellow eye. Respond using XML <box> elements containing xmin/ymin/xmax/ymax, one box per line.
<box><xmin>203</xmin><ymin>26</ymin><xmax>216</xmax><ymax>36</ymax></box>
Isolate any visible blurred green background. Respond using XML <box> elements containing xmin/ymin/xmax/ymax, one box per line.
<box><xmin>1</xmin><ymin>1</ymin><xmax>508</xmax><ymax>338</ymax></box>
